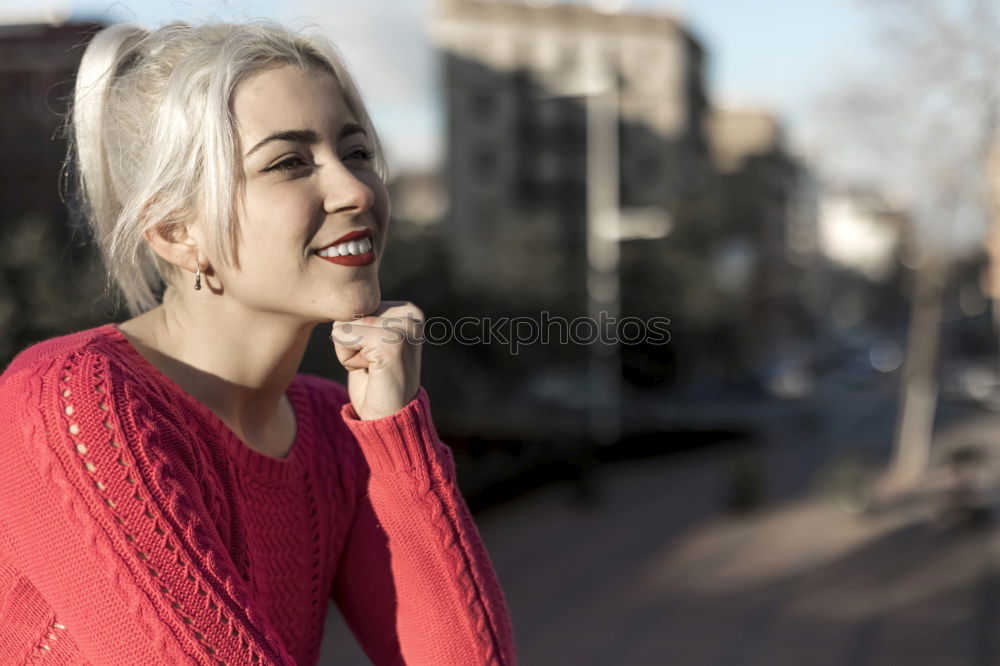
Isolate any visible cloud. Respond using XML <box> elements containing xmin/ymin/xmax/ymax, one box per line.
<box><xmin>0</xmin><ymin>0</ymin><xmax>72</xmax><ymax>24</ymax></box>
<box><xmin>287</xmin><ymin>0</ymin><xmax>433</xmax><ymax>107</ymax></box>
<box><xmin>286</xmin><ymin>0</ymin><xmax>442</xmax><ymax>171</ymax></box>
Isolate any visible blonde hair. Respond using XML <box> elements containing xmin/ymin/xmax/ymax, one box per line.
<box><xmin>63</xmin><ymin>20</ymin><xmax>387</xmax><ymax>316</ymax></box>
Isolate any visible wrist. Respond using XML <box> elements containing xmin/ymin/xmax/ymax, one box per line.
<box><xmin>350</xmin><ymin>387</ymin><xmax>422</xmax><ymax>421</ymax></box>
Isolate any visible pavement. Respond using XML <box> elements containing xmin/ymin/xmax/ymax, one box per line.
<box><xmin>317</xmin><ymin>387</ymin><xmax>1000</xmax><ymax>666</ymax></box>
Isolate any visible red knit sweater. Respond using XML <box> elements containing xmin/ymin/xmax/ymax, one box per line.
<box><xmin>0</xmin><ymin>323</ymin><xmax>516</xmax><ymax>665</ymax></box>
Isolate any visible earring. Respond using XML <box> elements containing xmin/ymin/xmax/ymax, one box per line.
<box><xmin>194</xmin><ymin>264</ymin><xmax>202</xmax><ymax>291</ymax></box>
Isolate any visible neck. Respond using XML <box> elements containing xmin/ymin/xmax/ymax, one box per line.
<box><xmin>118</xmin><ymin>284</ymin><xmax>316</xmax><ymax>439</ymax></box>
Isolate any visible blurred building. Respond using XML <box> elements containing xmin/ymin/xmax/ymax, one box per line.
<box><xmin>431</xmin><ymin>0</ymin><xmax>711</xmax><ymax>315</ymax></box>
<box><xmin>704</xmin><ymin>107</ymin><xmax>820</xmax><ymax>377</ymax></box>
<box><xmin>380</xmin><ymin>171</ymin><xmax>452</xmax><ymax>312</ymax></box>
<box><xmin>387</xmin><ymin>171</ymin><xmax>448</xmax><ymax>230</ymax></box>
<box><xmin>0</xmin><ymin>20</ymin><xmax>114</xmax><ymax>366</ymax></box>
<box><xmin>816</xmin><ymin>186</ymin><xmax>912</xmax><ymax>330</ymax></box>
<box><xmin>430</xmin><ymin>0</ymin><xmax>826</xmax><ymax>403</ymax></box>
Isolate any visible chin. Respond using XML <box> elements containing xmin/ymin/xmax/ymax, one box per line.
<box><xmin>295</xmin><ymin>271</ymin><xmax>380</xmax><ymax>322</ymax></box>
<box><xmin>325</xmin><ymin>291</ymin><xmax>381</xmax><ymax>322</ymax></box>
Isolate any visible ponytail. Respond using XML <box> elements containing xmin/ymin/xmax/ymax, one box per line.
<box><xmin>67</xmin><ymin>23</ymin><xmax>154</xmax><ymax>314</ymax></box>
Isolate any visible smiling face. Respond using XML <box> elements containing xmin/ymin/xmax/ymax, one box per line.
<box><xmin>216</xmin><ymin>62</ymin><xmax>389</xmax><ymax>323</ymax></box>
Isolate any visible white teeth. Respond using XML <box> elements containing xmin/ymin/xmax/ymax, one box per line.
<box><xmin>317</xmin><ymin>236</ymin><xmax>373</xmax><ymax>257</ymax></box>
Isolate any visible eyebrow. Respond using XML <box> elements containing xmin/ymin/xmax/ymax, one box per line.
<box><xmin>243</xmin><ymin>123</ymin><xmax>368</xmax><ymax>159</ymax></box>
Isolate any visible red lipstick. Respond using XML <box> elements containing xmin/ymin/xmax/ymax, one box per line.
<box><xmin>314</xmin><ymin>229</ymin><xmax>375</xmax><ymax>267</ymax></box>
<box><xmin>330</xmin><ymin>229</ymin><xmax>369</xmax><ymax>246</ymax></box>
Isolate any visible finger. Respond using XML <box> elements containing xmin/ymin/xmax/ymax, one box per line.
<box><xmin>367</xmin><ymin>300</ymin><xmax>421</xmax><ymax>318</ymax></box>
<box><xmin>335</xmin><ymin>335</ymin><xmax>394</xmax><ymax>372</ymax></box>
<box><xmin>340</xmin><ymin>302</ymin><xmax>424</xmax><ymax>342</ymax></box>
<box><xmin>331</xmin><ymin>321</ymin><xmax>407</xmax><ymax>349</ymax></box>
<box><xmin>330</xmin><ymin>322</ymin><xmax>379</xmax><ymax>369</ymax></box>
<box><xmin>353</xmin><ymin>315</ymin><xmax>424</xmax><ymax>347</ymax></box>
<box><xmin>335</xmin><ymin>344</ymin><xmax>369</xmax><ymax>370</ymax></box>
<box><xmin>343</xmin><ymin>316</ymin><xmax>418</xmax><ymax>336</ymax></box>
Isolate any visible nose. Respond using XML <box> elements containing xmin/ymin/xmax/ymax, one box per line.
<box><xmin>322</xmin><ymin>161</ymin><xmax>375</xmax><ymax>216</ymax></box>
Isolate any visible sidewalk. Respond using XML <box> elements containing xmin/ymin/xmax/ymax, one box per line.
<box><xmin>319</xmin><ymin>406</ymin><xmax>1000</xmax><ymax>666</ymax></box>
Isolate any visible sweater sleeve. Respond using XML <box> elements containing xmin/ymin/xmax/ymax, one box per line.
<box><xmin>0</xmin><ymin>352</ymin><xmax>296</xmax><ymax>666</ymax></box>
<box><xmin>332</xmin><ymin>386</ymin><xmax>517</xmax><ymax>666</ymax></box>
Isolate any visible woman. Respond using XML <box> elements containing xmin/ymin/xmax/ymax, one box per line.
<box><xmin>0</xmin><ymin>20</ymin><xmax>516</xmax><ymax>666</ymax></box>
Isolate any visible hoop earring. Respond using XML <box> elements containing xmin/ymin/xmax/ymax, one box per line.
<box><xmin>194</xmin><ymin>264</ymin><xmax>202</xmax><ymax>291</ymax></box>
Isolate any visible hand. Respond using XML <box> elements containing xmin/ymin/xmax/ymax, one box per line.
<box><xmin>331</xmin><ymin>301</ymin><xmax>424</xmax><ymax>420</ymax></box>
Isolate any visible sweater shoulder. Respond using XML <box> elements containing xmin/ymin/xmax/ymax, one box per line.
<box><xmin>0</xmin><ymin>325</ymin><xmax>202</xmax><ymax>499</ymax></box>
<box><xmin>0</xmin><ymin>324</ymin><xmax>165</xmax><ymax>419</ymax></box>
<box><xmin>1</xmin><ymin>324</ymin><xmax>113</xmax><ymax>379</ymax></box>
<box><xmin>0</xmin><ymin>324</ymin><xmax>122</xmax><ymax>393</ymax></box>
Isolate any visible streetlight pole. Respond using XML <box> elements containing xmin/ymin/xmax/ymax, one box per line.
<box><xmin>586</xmin><ymin>65</ymin><xmax>622</xmax><ymax>448</ymax></box>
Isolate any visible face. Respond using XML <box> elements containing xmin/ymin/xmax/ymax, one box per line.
<box><xmin>215</xmin><ymin>63</ymin><xmax>389</xmax><ymax>324</ymax></box>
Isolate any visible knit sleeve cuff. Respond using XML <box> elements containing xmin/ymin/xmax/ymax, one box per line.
<box><xmin>340</xmin><ymin>387</ymin><xmax>454</xmax><ymax>485</ymax></box>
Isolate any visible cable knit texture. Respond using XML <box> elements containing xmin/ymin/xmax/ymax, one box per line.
<box><xmin>0</xmin><ymin>323</ymin><xmax>517</xmax><ymax>665</ymax></box>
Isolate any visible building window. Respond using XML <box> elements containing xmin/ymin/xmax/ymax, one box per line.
<box><xmin>469</xmin><ymin>91</ymin><xmax>497</xmax><ymax>123</ymax></box>
<box><xmin>637</xmin><ymin>155</ymin><xmax>662</xmax><ymax>184</ymax></box>
<box><xmin>471</xmin><ymin>146</ymin><xmax>498</xmax><ymax>182</ymax></box>
<box><xmin>536</xmin><ymin>99</ymin><xmax>561</xmax><ymax>127</ymax></box>
<box><xmin>536</xmin><ymin>151</ymin><xmax>561</xmax><ymax>182</ymax></box>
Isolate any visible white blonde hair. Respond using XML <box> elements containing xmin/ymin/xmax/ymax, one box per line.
<box><xmin>63</xmin><ymin>20</ymin><xmax>387</xmax><ymax>315</ymax></box>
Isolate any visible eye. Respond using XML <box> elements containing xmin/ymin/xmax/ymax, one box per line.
<box><xmin>265</xmin><ymin>156</ymin><xmax>308</xmax><ymax>173</ymax></box>
<box><xmin>344</xmin><ymin>148</ymin><xmax>375</xmax><ymax>162</ymax></box>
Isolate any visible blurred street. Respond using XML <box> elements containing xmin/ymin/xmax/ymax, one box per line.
<box><xmin>320</xmin><ymin>374</ymin><xmax>1000</xmax><ymax>666</ymax></box>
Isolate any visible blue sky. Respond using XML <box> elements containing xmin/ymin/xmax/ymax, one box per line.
<box><xmin>2</xmin><ymin>0</ymin><xmax>879</xmax><ymax>174</ymax></box>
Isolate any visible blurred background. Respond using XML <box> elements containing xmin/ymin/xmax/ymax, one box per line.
<box><xmin>3</xmin><ymin>0</ymin><xmax>1000</xmax><ymax>664</ymax></box>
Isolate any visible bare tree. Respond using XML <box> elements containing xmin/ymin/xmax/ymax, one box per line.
<box><xmin>817</xmin><ymin>0</ymin><xmax>998</xmax><ymax>490</ymax></box>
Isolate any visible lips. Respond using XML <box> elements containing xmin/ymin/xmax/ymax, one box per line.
<box><xmin>317</xmin><ymin>249</ymin><xmax>374</xmax><ymax>266</ymax></box>
<box><xmin>313</xmin><ymin>228</ymin><xmax>376</xmax><ymax>267</ymax></box>
<box><xmin>315</xmin><ymin>228</ymin><xmax>372</xmax><ymax>253</ymax></box>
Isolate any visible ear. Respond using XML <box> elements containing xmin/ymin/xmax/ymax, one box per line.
<box><xmin>144</xmin><ymin>218</ymin><xmax>202</xmax><ymax>274</ymax></box>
